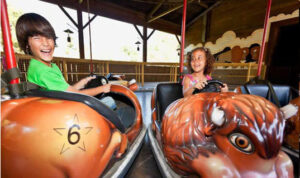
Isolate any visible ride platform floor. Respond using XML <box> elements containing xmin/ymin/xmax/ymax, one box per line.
<box><xmin>125</xmin><ymin>90</ymin><xmax>162</xmax><ymax>178</ymax></box>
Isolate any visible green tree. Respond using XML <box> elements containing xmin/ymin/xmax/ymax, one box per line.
<box><xmin>122</xmin><ymin>46</ymin><xmax>138</xmax><ymax>61</ymax></box>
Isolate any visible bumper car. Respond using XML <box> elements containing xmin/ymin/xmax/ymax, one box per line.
<box><xmin>234</xmin><ymin>79</ymin><xmax>299</xmax><ymax>177</ymax></box>
<box><xmin>1</xmin><ymin>1</ymin><xmax>146</xmax><ymax>177</ymax></box>
<box><xmin>148</xmin><ymin>80</ymin><xmax>297</xmax><ymax>177</ymax></box>
<box><xmin>2</xmin><ymin>83</ymin><xmax>146</xmax><ymax>178</ymax></box>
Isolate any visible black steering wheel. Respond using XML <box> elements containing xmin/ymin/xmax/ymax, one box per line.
<box><xmin>193</xmin><ymin>79</ymin><xmax>224</xmax><ymax>94</ymax></box>
<box><xmin>84</xmin><ymin>75</ymin><xmax>109</xmax><ymax>99</ymax></box>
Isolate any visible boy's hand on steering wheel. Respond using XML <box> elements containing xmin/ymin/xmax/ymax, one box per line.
<box><xmin>100</xmin><ymin>84</ymin><xmax>111</xmax><ymax>93</ymax></box>
<box><xmin>74</xmin><ymin>76</ymin><xmax>96</xmax><ymax>90</ymax></box>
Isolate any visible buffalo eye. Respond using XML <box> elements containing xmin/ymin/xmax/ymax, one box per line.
<box><xmin>229</xmin><ymin>133</ymin><xmax>254</xmax><ymax>153</ymax></box>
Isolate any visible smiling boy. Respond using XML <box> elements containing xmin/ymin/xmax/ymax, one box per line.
<box><xmin>16</xmin><ymin>13</ymin><xmax>116</xmax><ymax>109</ymax></box>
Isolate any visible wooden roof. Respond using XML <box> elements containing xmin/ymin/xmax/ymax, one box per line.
<box><xmin>40</xmin><ymin>0</ymin><xmax>222</xmax><ymax>35</ymax></box>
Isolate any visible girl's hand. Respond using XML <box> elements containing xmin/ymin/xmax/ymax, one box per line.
<box><xmin>74</xmin><ymin>76</ymin><xmax>96</xmax><ymax>90</ymax></box>
<box><xmin>194</xmin><ymin>80</ymin><xmax>208</xmax><ymax>90</ymax></box>
<box><xmin>220</xmin><ymin>83</ymin><xmax>229</xmax><ymax>92</ymax></box>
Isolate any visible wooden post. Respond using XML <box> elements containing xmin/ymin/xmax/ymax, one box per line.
<box><xmin>170</xmin><ymin>65</ymin><xmax>173</xmax><ymax>82</ymax></box>
<box><xmin>106</xmin><ymin>62</ymin><xmax>109</xmax><ymax>76</ymax></box>
<box><xmin>77</xmin><ymin>9</ymin><xmax>85</xmax><ymax>59</ymax></box>
<box><xmin>62</xmin><ymin>60</ymin><xmax>68</xmax><ymax>81</ymax></box>
<box><xmin>136</xmin><ymin>64</ymin><xmax>141</xmax><ymax>83</ymax></box>
<box><xmin>174</xmin><ymin>64</ymin><xmax>178</xmax><ymax>82</ymax></box>
<box><xmin>179</xmin><ymin>0</ymin><xmax>187</xmax><ymax>80</ymax></box>
<box><xmin>142</xmin><ymin>63</ymin><xmax>144</xmax><ymax>86</ymax></box>
<box><xmin>143</xmin><ymin>26</ymin><xmax>147</xmax><ymax>63</ymax></box>
<box><xmin>246</xmin><ymin>63</ymin><xmax>252</xmax><ymax>82</ymax></box>
<box><xmin>101</xmin><ymin>63</ymin><xmax>105</xmax><ymax>76</ymax></box>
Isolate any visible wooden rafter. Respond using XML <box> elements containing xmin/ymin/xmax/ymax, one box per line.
<box><xmin>197</xmin><ymin>1</ymin><xmax>208</xmax><ymax>8</ymax></box>
<box><xmin>134</xmin><ymin>25</ymin><xmax>143</xmax><ymax>39</ymax></box>
<box><xmin>58</xmin><ymin>5</ymin><xmax>78</xmax><ymax>28</ymax></box>
<box><xmin>147</xmin><ymin>0</ymin><xmax>165</xmax><ymax>19</ymax></box>
<box><xmin>147</xmin><ymin>0</ymin><xmax>194</xmax><ymax>23</ymax></box>
<box><xmin>187</xmin><ymin>0</ymin><xmax>222</xmax><ymax>28</ymax></box>
<box><xmin>175</xmin><ymin>35</ymin><xmax>181</xmax><ymax>45</ymax></box>
<box><xmin>83</xmin><ymin>14</ymin><xmax>97</xmax><ymax>29</ymax></box>
<box><xmin>41</xmin><ymin>0</ymin><xmax>181</xmax><ymax>35</ymax></box>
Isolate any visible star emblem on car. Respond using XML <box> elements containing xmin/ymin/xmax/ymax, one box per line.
<box><xmin>53</xmin><ymin>114</ymin><xmax>93</xmax><ymax>155</ymax></box>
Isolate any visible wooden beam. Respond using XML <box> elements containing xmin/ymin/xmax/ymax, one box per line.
<box><xmin>197</xmin><ymin>1</ymin><xmax>208</xmax><ymax>8</ymax></box>
<box><xmin>175</xmin><ymin>35</ymin><xmax>181</xmax><ymax>45</ymax></box>
<box><xmin>201</xmin><ymin>14</ymin><xmax>207</xmax><ymax>43</ymax></box>
<box><xmin>83</xmin><ymin>14</ymin><xmax>97</xmax><ymax>29</ymax></box>
<box><xmin>143</xmin><ymin>26</ymin><xmax>147</xmax><ymax>62</ymax></box>
<box><xmin>187</xmin><ymin>1</ymin><xmax>222</xmax><ymax>28</ymax></box>
<box><xmin>77</xmin><ymin>9</ymin><xmax>84</xmax><ymax>59</ymax></box>
<box><xmin>147</xmin><ymin>29</ymin><xmax>155</xmax><ymax>40</ymax></box>
<box><xmin>133</xmin><ymin>25</ymin><xmax>143</xmax><ymax>39</ymax></box>
<box><xmin>147</xmin><ymin>0</ymin><xmax>165</xmax><ymax>19</ymax></box>
<box><xmin>147</xmin><ymin>0</ymin><xmax>194</xmax><ymax>23</ymax></box>
<box><xmin>41</xmin><ymin>0</ymin><xmax>181</xmax><ymax>35</ymax></box>
<box><xmin>205</xmin><ymin>12</ymin><xmax>212</xmax><ymax>42</ymax></box>
<box><xmin>58</xmin><ymin>5</ymin><xmax>78</xmax><ymax>28</ymax></box>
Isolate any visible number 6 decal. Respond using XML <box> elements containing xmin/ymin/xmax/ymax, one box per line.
<box><xmin>53</xmin><ymin>114</ymin><xmax>93</xmax><ymax>154</ymax></box>
<box><xmin>68</xmin><ymin>124</ymin><xmax>81</xmax><ymax>145</ymax></box>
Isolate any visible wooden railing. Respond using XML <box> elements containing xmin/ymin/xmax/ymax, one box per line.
<box><xmin>1</xmin><ymin>53</ymin><xmax>266</xmax><ymax>86</ymax></box>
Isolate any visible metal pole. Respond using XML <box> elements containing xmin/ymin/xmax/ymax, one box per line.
<box><xmin>87</xmin><ymin>0</ymin><xmax>93</xmax><ymax>74</ymax></box>
<box><xmin>1</xmin><ymin>0</ymin><xmax>19</xmax><ymax>84</ymax></box>
<box><xmin>179</xmin><ymin>0</ymin><xmax>187</xmax><ymax>79</ymax></box>
<box><xmin>257</xmin><ymin>0</ymin><xmax>272</xmax><ymax>77</ymax></box>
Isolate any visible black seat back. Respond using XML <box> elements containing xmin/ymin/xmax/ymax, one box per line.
<box><xmin>26</xmin><ymin>89</ymin><xmax>125</xmax><ymax>133</ymax></box>
<box><xmin>155</xmin><ymin>83</ymin><xmax>183</xmax><ymax>122</ymax></box>
<box><xmin>238</xmin><ymin>84</ymin><xmax>298</xmax><ymax>106</ymax></box>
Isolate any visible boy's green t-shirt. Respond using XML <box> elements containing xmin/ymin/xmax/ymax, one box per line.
<box><xmin>27</xmin><ymin>58</ymin><xmax>69</xmax><ymax>91</ymax></box>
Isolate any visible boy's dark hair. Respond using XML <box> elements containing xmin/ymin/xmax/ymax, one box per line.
<box><xmin>16</xmin><ymin>13</ymin><xmax>56</xmax><ymax>54</ymax></box>
<box><xmin>187</xmin><ymin>47</ymin><xmax>215</xmax><ymax>75</ymax></box>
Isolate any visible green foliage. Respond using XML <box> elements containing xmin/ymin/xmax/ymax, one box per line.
<box><xmin>0</xmin><ymin>4</ymin><xmax>23</xmax><ymax>53</ymax></box>
<box><xmin>122</xmin><ymin>46</ymin><xmax>138</xmax><ymax>61</ymax></box>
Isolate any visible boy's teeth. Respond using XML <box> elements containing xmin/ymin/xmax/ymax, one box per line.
<box><xmin>41</xmin><ymin>50</ymin><xmax>50</xmax><ymax>53</ymax></box>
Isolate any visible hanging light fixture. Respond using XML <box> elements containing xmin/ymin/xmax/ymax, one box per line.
<box><xmin>64</xmin><ymin>29</ymin><xmax>74</xmax><ymax>42</ymax></box>
<box><xmin>176</xmin><ymin>48</ymin><xmax>181</xmax><ymax>56</ymax></box>
<box><xmin>135</xmin><ymin>41</ymin><xmax>141</xmax><ymax>51</ymax></box>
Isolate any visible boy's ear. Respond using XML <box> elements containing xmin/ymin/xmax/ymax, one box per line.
<box><xmin>26</xmin><ymin>45</ymin><xmax>30</xmax><ymax>54</ymax></box>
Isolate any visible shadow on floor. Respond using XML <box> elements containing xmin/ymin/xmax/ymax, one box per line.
<box><xmin>125</xmin><ymin>134</ymin><xmax>162</xmax><ymax>178</ymax></box>
<box><xmin>125</xmin><ymin>91</ymin><xmax>162</xmax><ymax>178</ymax></box>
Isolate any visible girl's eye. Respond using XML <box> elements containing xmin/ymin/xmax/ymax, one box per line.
<box><xmin>192</xmin><ymin>56</ymin><xmax>201</xmax><ymax>61</ymax></box>
<box><xmin>229</xmin><ymin>133</ymin><xmax>254</xmax><ymax>153</ymax></box>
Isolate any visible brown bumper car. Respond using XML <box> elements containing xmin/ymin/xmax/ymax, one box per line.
<box><xmin>148</xmin><ymin>81</ymin><xmax>297</xmax><ymax>178</ymax></box>
<box><xmin>235</xmin><ymin>81</ymin><xmax>299</xmax><ymax>177</ymax></box>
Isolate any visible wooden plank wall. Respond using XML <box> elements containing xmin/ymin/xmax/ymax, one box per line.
<box><xmin>186</xmin><ymin>0</ymin><xmax>298</xmax><ymax>45</ymax></box>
